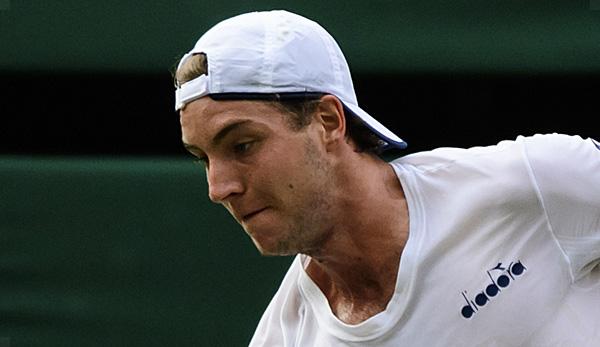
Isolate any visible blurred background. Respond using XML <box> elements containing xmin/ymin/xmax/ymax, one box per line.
<box><xmin>0</xmin><ymin>1</ymin><xmax>598</xmax><ymax>346</ymax></box>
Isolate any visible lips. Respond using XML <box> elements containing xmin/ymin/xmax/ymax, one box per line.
<box><xmin>241</xmin><ymin>207</ymin><xmax>268</xmax><ymax>222</ymax></box>
<box><xmin>241</xmin><ymin>207</ymin><xmax>267</xmax><ymax>222</ymax></box>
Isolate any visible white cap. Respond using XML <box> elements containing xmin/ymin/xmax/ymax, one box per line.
<box><xmin>174</xmin><ymin>10</ymin><xmax>407</xmax><ymax>150</ymax></box>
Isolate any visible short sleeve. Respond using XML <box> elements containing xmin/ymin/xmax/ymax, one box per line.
<box><xmin>523</xmin><ymin>133</ymin><xmax>600</xmax><ymax>281</ymax></box>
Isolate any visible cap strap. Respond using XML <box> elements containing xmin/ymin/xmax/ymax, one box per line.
<box><xmin>175</xmin><ymin>74</ymin><xmax>209</xmax><ymax>111</ymax></box>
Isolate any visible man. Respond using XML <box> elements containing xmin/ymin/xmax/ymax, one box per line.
<box><xmin>174</xmin><ymin>10</ymin><xmax>600</xmax><ymax>346</ymax></box>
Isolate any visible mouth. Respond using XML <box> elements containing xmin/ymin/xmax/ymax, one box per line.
<box><xmin>242</xmin><ymin>207</ymin><xmax>268</xmax><ymax>222</ymax></box>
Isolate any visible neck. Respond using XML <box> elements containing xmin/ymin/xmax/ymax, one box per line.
<box><xmin>304</xmin><ymin>154</ymin><xmax>409</xmax><ymax>324</ymax></box>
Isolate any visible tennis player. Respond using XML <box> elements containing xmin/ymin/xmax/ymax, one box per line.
<box><xmin>174</xmin><ymin>10</ymin><xmax>600</xmax><ymax>346</ymax></box>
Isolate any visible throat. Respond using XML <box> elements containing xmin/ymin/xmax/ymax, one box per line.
<box><xmin>305</xmin><ymin>256</ymin><xmax>400</xmax><ymax>325</ymax></box>
<box><xmin>330</xmin><ymin>289</ymin><xmax>393</xmax><ymax>324</ymax></box>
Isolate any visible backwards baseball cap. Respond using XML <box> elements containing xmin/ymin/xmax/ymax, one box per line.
<box><xmin>174</xmin><ymin>10</ymin><xmax>407</xmax><ymax>150</ymax></box>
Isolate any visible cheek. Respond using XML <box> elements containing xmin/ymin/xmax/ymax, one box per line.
<box><xmin>252</xmin><ymin>134</ymin><xmax>326</xmax><ymax>198</ymax></box>
<box><xmin>250</xmin><ymin>154</ymin><xmax>305</xmax><ymax>200</ymax></box>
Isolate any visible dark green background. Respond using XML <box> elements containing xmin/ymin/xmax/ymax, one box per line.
<box><xmin>0</xmin><ymin>157</ymin><xmax>292</xmax><ymax>346</ymax></box>
<box><xmin>1</xmin><ymin>1</ymin><xmax>600</xmax><ymax>73</ymax></box>
<box><xmin>0</xmin><ymin>1</ymin><xmax>599</xmax><ymax>346</ymax></box>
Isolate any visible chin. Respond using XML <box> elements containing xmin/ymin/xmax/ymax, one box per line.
<box><xmin>251</xmin><ymin>237</ymin><xmax>298</xmax><ymax>257</ymax></box>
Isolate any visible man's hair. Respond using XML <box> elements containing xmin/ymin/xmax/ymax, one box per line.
<box><xmin>173</xmin><ymin>54</ymin><xmax>385</xmax><ymax>154</ymax></box>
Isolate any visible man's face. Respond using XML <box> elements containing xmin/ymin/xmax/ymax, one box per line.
<box><xmin>180</xmin><ymin>97</ymin><xmax>335</xmax><ymax>256</ymax></box>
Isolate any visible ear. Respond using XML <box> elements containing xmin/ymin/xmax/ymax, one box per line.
<box><xmin>314</xmin><ymin>95</ymin><xmax>346</xmax><ymax>150</ymax></box>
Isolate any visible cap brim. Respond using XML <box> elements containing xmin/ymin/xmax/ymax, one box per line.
<box><xmin>341</xmin><ymin>100</ymin><xmax>407</xmax><ymax>150</ymax></box>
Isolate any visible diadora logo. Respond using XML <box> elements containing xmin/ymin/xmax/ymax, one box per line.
<box><xmin>460</xmin><ymin>260</ymin><xmax>527</xmax><ymax>319</ymax></box>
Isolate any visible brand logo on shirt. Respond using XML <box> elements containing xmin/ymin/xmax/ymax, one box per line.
<box><xmin>460</xmin><ymin>260</ymin><xmax>527</xmax><ymax>319</ymax></box>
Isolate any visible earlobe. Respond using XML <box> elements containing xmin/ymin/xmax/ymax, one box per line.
<box><xmin>316</xmin><ymin>95</ymin><xmax>346</xmax><ymax>148</ymax></box>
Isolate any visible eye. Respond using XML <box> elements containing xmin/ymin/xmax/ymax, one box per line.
<box><xmin>233</xmin><ymin>141</ymin><xmax>253</xmax><ymax>154</ymax></box>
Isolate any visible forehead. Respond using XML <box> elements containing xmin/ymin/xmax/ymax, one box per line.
<box><xmin>179</xmin><ymin>97</ymin><xmax>286</xmax><ymax>145</ymax></box>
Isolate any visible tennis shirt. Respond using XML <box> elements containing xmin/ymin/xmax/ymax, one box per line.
<box><xmin>249</xmin><ymin>133</ymin><xmax>600</xmax><ymax>346</ymax></box>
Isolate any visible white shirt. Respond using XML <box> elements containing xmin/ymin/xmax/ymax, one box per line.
<box><xmin>249</xmin><ymin>134</ymin><xmax>600</xmax><ymax>346</ymax></box>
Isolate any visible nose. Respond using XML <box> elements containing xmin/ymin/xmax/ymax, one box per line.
<box><xmin>206</xmin><ymin>161</ymin><xmax>244</xmax><ymax>203</ymax></box>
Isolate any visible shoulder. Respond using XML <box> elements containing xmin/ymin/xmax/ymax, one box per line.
<box><xmin>520</xmin><ymin>133</ymin><xmax>600</xmax><ymax>216</ymax></box>
<box><xmin>389</xmin><ymin>134</ymin><xmax>590</xmax><ymax>209</ymax></box>
<box><xmin>520</xmin><ymin>133</ymin><xmax>598</xmax><ymax>171</ymax></box>
<box><xmin>392</xmin><ymin>133</ymin><xmax>595</xmax><ymax>173</ymax></box>
<box><xmin>516</xmin><ymin>133</ymin><xmax>600</xmax><ymax>202</ymax></box>
<box><xmin>391</xmin><ymin>136</ymin><xmax>527</xmax><ymax>176</ymax></box>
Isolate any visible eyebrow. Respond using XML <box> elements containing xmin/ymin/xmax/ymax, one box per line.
<box><xmin>182</xmin><ymin>119</ymin><xmax>254</xmax><ymax>152</ymax></box>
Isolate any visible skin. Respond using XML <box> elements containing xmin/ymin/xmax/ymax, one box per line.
<box><xmin>180</xmin><ymin>95</ymin><xmax>410</xmax><ymax>324</ymax></box>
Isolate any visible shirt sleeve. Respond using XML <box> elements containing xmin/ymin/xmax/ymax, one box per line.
<box><xmin>523</xmin><ymin>133</ymin><xmax>600</xmax><ymax>282</ymax></box>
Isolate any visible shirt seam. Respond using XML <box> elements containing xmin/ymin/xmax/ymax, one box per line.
<box><xmin>520</xmin><ymin>138</ymin><xmax>576</xmax><ymax>283</ymax></box>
